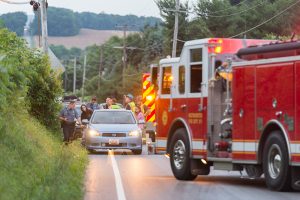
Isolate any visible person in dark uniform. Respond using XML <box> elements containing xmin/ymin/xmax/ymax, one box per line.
<box><xmin>87</xmin><ymin>96</ymin><xmax>100</xmax><ymax>111</ymax></box>
<box><xmin>59</xmin><ymin>100</ymin><xmax>80</xmax><ymax>144</ymax></box>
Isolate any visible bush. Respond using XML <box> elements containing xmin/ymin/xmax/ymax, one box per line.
<box><xmin>0</xmin><ymin>106</ymin><xmax>87</xmax><ymax>200</ymax></box>
<box><xmin>0</xmin><ymin>28</ymin><xmax>62</xmax><ymax>131</ymax></box>
<box><xmin>26</xmin><ymin>54</ymin><xmax>62</xmax><ymax>131</ymax></box>
<box><xmin>0</xmin><ymin>26</ymin><xmax>87</xmax><ymax>200</ymax></box>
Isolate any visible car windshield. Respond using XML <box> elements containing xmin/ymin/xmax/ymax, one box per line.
<box><xmin>91</xmin><ymin>111</ymin><xmax>136</xmax><ymax>124</ymax></box>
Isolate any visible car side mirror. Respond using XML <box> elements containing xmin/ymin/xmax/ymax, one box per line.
<box><xmin>82</xmin><ymin>119</ymin><xmax>89</xmax><ymax>125</ymax></box>
<box><xmin>138</xmin><ymin>120</ymin><xmax>145</xmax><ymax>124</ymax></box>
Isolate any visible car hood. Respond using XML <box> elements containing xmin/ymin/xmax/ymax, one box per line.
<box><xmin>89</xmin><ymin>124</ymin><xmax>139</xmax><ymax>133</ymax></box>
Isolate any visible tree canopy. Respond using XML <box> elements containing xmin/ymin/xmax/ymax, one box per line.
<box><xmin>53</xmin><ymin>0</ymin><xmax>300</xmax><ymax>101</ymax></box>
<box><xmin>30</xmin><ymin>7</ymin><xmax>162</xmax><ymax>36</ymax></box>
<box><xmin>0</xmin><ymin>12</ymin><xmax>27</xmax><ymax>36</ymax></box>
<box><xmin>0</xmin><ymin>28</ymin><xmax>62</xmax><ymax>130</ymax></box>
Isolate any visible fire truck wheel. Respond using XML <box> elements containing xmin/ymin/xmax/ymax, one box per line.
<box><xmin>170</xmin><ymin>128</ymin><xmax>197</xmax><ymax>181</ymax></box>
<box><xmin>132</xmin><ymin>149</ymin><xmax>142</xmax><ymax>155</ymax></box>
<box><xmin>263</xmin><ymin>131</ymin><xmax>291</xmax><ymax>191</ymax></box>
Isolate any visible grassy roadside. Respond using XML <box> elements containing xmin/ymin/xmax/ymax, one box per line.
<box><xmin>0</xmin><ymin>108</ymin><xmax>88</xmax><ymax>200</ymax></box>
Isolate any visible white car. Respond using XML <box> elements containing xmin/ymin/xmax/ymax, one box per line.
<box><xmin>83</xmin><ymin>109</ymin><xmax>143</xmax><ymax>154</ymax></box>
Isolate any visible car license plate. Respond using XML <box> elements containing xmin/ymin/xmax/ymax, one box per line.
<box><xmin>109</xmin><ymin>139</ymin><xmax>119</xmax><ymax>145</ymax></box>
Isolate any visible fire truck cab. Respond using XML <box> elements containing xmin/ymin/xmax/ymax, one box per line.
<box><xmin>153</xmin><ymin>38</ymin><xmax>300</xmax><ymax>191</ymax></box>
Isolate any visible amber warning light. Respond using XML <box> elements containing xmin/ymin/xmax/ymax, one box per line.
<box><xmin>209</xmin><ymin>39</ymin><xmax>223</xmax><ymax>54</ymax></box>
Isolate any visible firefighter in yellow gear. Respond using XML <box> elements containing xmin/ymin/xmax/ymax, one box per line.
<box><xmin>110</xmin><ymin>97</ymin><xmax>122</xmax><ymax>109</ymax></box>
<box><xmin>216</xmin><ymin>61</ymin><xmax>232</xmax><ymax>82</ymax></box>
<box><xmin>124</xmin><ymin>94</ymin><xmax>136</xmax><ymax>112</ymax></box>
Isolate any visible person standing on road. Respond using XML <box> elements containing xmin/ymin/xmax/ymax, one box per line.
<box><xmin>103</xmin><ymin>97</ymin><xmax>113</xmax><ymax>109</ymax></box>
<box><xmin>110</xmin><ymin>97</ymin><xmax>121</xmax><ymax>109</ymax></box>
<box><xmin>80</xmin><ymin>104</ymin><xmax>92</xmax><ymax>122</ymax></box>
<box><xmin>59</xmin><ymin>100</ymin><xmax>80</xmax><ymax>144</ymax></box>
<box><xmin>134</xmin><ymin>106</ymin><xmax>145</xmax><ymax>129</ymax></box>
<box><xmin>80</xmin><ymin>104</ymin><xmax>92</xmax><ymax>146</ymax></box>
<box><xmin>124</xmin><ymin>94</ymin><xmax>135</xmax><ymax>112</ymax></box>
<box><xmin>87</xmin><ymin>96</ymin><xmax>100</xmax><ymax>111</ymax></box>
<box><xmin>135</xmin><ymin>95</ymin><xmax>150</xmax><ymax>118</ymax></box>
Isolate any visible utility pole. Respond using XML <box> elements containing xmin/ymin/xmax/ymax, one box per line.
<box><xmin>39</xmin><ymin>0</ymin><xmax>48</xmax><ymax>54</ymax></box>
<box><xmin>82</xmin><ymin>54</ymin><xmax>87</xmax><ymax>100</ymax></box>
<box><xmin>121</xmin><ymin>25</ymin><xmax>127</xmax><ymax>89</ymax></box>
<box><xmin>64</xmin><ymin>60</ymin><xmax>68</xmax><ymax>92</ymax></box>
<box><xmin>116</xmin><ymin>25</ymin><xmax>128</xmax><ymax>89</ymax></box>
<box><xmin>172</xmin><ymin>0</ymin><xmax>180</xmax><ymax>58</ymax></box>
<box><xmin>122</xmin><ymin>25</ymin><xmax>127</xmax><ymax>70</ymax></box>
<box><xmin>98</xmin><ymin>47</ymin><xmax>103</xmax><ymax>91</ymax></box>
<box><xmin>73</xmin><ymin>57</ymin><xmax>77</xmax><ymax>94</ymax></box>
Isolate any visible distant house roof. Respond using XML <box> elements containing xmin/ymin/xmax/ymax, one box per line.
<box><xmin>23</xmin><ymin>33</ymin><xmax>65</xmax><ymax>72</ymax></box>
<box><xmin>48</xmin><ymin>48</ymin><xmax>65</xmax><ymax>72</ymax></box>
<box><xmin>23</xmin><ymin>14</ymin><xmax>65</xmax><ymax>72</ymax></box>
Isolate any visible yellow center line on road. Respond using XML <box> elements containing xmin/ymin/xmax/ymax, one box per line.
<box><xmin>108</xmin><ymin>150</ymin><xmax>127</xmax><ymax>200</ymax></box>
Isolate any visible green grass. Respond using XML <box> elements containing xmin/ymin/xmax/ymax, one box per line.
<box><xmin>0</xmin><ymin>109</ymin><xmax>88</xmax><ymax>200</ymax></box>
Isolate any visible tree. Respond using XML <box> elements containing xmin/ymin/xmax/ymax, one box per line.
<box><xmin>30</xmin><ymin>7</ymin><xmax>161</xmax><ymax>37</ymax></box>
<box><xmin>195</xmin><ymin>0</ymin><xmax>300</xmax><ymax>38</ymax></box>
<box><xmin>77</xmin><ymin>12</ymin><xmax>161</xmax><ymax>31</ymax></box>
<box><xmin>0</xmin><ymin>29</ymin><xmax>62</xmax><ymax>130</ymax></box>
<box><xmin>0</xmin><ymin>12</ymin><xmax>27</xmax><ymax>36</ymax></box>
<box><xmin>31</xmin><ymin>7</ymin><xmax>80</xmax><ymax>36</ymax></box>
<box><xmin>156</xmin><ymin>0</ymin><xmax>190</xmax><ymax>56</ymax></box>
<box><xmin>51</xmin><ymin>24</ymin><xmax>164</xmax><ymax>101</ymax></box>
<box><xmin>0</xmin><ymin>19</ymin><xmax>4</xmax><ymax>29</ymax></box>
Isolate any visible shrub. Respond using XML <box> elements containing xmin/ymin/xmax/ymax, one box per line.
<box><xmin>0</xmin><ymin>28</ymin><xmax>62</xmax><ymax>131</ymax></box>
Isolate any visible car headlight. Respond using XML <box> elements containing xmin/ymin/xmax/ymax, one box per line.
<box><xmin>129</xmin><ymin>130</ymin><xmax>141</xmax><ymax>137</ymax></box>
<box><xmin>88</xmin><ymin>129</ymin><xmax>101</xmax><ymax>137</ymax></box>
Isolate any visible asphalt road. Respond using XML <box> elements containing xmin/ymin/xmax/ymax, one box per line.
<box><xmin>84</xmin><ymin>147</ymin><xmax>299</xmax><ymax>200</ymax></box>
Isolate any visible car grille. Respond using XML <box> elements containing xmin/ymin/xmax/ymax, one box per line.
<box><xmin>102</xmin><ymin>133</ymin><xmax>126</xmax><ymax>137</ymax></box>
<box><xmin>104</xmin><ymin>143</ymin><xmax>127</xmax><ymax>147</ymax></box>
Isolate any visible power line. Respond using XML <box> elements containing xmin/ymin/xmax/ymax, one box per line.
<box><xmin>162</xmin><ymin>1</ymin><xmax>264</xmax><ymax>18</ymax></box>
<box><xmin>198</xmin><ymin>1</ymin><xmax>264</xmax><ymax>18</ymax></box>
<box><xmin>202</xmin><ymin>0</ymin><xmax>248</xmax><ymax>14</ymax></box>
<box><xmin>0</xmin><ymin>0</ymin><xmax>29</xmax><ymax>4</ymax></box>
<box><xmin>230</xmin><ymin>0</ymin><xmax>300</xmax><ymax>38</ymax></box>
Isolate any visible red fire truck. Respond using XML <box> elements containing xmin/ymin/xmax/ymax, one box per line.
<box><xmin>152</xmin><ymin>38</ymin><xmax>300</xmax><ymax>191</ymax></box>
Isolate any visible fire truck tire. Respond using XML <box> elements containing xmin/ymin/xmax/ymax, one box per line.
<box><xmin>132</xmin><ymin>149</ymin><xmax>142</xmax><ymax>155</ymax></box>
<box><xmin>262</xmin><ymin>131</ymin><xmax>291</xmax><ymax>191</ymax></box>
<box><xmin>170</xmin><ymin>128</ymin><xmax>197</xmax><ymax>181</ymax></box>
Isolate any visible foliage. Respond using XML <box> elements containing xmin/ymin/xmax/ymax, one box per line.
<box><xmin>0</xmin><ymin>28</ymin><xmax>62</xmax><ymax>130</ymax></box>
<box><xmin>0</xmin><ymin>28</ymin><xmax>87</xmax><ymax>200</ymax></box>
<box><xmin>26</xmin><ymin>54</ymin><xmax>62</xmax><ymax>130</ymax></box>
<box><xmin>31</xmin><ymin>7</ymin><xmax>80</xmax><ymax>36</ymax></box>
<box><xmin>0</xmin><ymin>106</ymin><xmax>87</xmax><ymax>200</ymax></box>
<box><xmin>50</xmin><ymin>45</ymin><xmax>82</xmax><ymax>60</ymax></box>
<box><xmin>0</xmin><ymin>12</ymin><xmax>27</xmax><ymax>36</ymax></box>
<box><xmin>77</xmin><ymin>12</ymin><xmax>161</xmax><ymax>31</ymax></box>
<box><xmin>156</xmin><ymin>0</ymin><xmax>190</xmax><ymax>56</ymax></box>
<box><xmin>30</xmin><ymin>7</ymin><xmax>162</xmax><ymax>36</ymax></box>
<box><xmin>53</xmin><ymin>0</ymin><xmax>300</xmax><ymax>101</ymax></box>
<box><xmin>54</xmin><ymin>25</ymin><xmax>164</xmax><ymax>101</ymax></box>
<box><xmin>0</xmin><ymin>19</ymin><xmax>4</xmax><ymax>29</ymax></box>
<box><xmin>195</xmin><ymin>0</ymin><xmax>300</xmax><ymax>38</ymax></box>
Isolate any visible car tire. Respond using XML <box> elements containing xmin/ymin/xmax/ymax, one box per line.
<box><xmin>132</xmin><ymin>149</ymin><xmax>142</xmax><ymax>155</ymax></box>
<box><xmin>170</xmin><ymin>128</ymin><xmax>197</xmax><ymax>181</ymax></box>
<box><xmin>263</xmin><ymin>131</ymin><xmax>291</xmax><ymax>191</ymax></box>
<box><xmin>87</xmin><ymin>149</ymin><xmax>95</xmax><ymax>154</ymax></box>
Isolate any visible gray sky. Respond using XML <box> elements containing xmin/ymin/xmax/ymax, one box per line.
<box><xmin>0</xmin><ymin>0</ymin><xmax>198</xmax><ymax>17</ymax></box>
